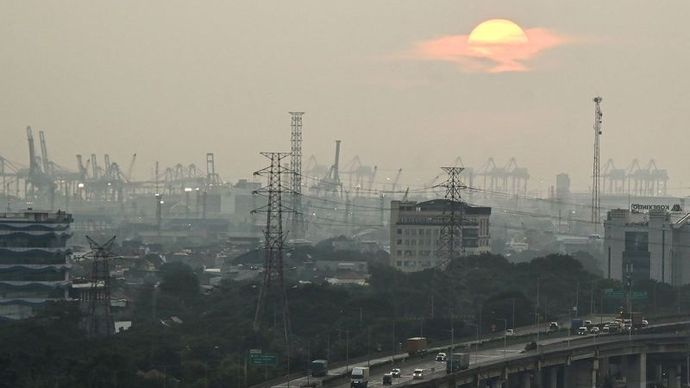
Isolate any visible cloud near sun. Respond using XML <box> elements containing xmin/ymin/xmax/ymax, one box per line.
<box><xmin>409</xmin><ymin>19</ymin><xmax>569</xmax><ymax>73</ymax></box>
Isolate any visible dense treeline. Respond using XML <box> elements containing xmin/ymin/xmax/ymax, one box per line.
<box><xmin>0</xmin><ymin>254</ymin><xmax>687</xmax><ymax>388</ymax></box>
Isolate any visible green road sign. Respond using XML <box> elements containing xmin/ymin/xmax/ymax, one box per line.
<box><xmin>249</xmin><ymin>353</ymin><xmax>278</xmax><ymax>366</ymax></box>
<box><xmin>604</xmin><ymin>290</ymin><xmax>625</xmax><ymax>298</ymax></box>
<box><xmin>603</xmin><ymin>290</ymin><xmax>647</xmax><ymax>301</ymax></box>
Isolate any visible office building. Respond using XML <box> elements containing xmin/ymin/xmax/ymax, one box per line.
<box><xmin>389</xmin><ymin>199</ymin><xmax>491</xmax><ymax>272</ymax></box>
<box><xmin>0</xmin><ymin>210</ymin><xmax>73</xmax><ymax>320</ymax></box>
<box><xmin>604</xmin><ymin>208</ymin><xmax>690</xmax><ymax>285</ymax></box>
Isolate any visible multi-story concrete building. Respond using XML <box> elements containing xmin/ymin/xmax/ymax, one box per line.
<box><xmin>604</xmin><ymin>208</ymin><xmax>690</xmax><ymax>285</ymax></box>
<box><xmin>0</xmin><ymin>210</ymin><xmax>73</xmax><ymax>320</ymax></box>
<box><xmin>389</xmin><ymin>199</ymin><xmax>491</xmax><ymax>272</ymax></box>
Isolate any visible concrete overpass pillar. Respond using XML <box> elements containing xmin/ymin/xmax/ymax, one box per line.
<box><xmin>625</xmin><ymin>352</ymin><xmax>646</xmax><ymax>388</ymax></box>
<box><xmin>520</xmin><ymin>372</ymin><xmax>531</xmax><ymax>388</ymax></box>
<box><xmin>667</xmin><ymin>364</ymin><xmax>681</xmax><ymax>388</ymax></box>
<box><xmin>548</xmin><ymin>367</ymin><xmax>558</xmax><ymax>388</ymax></box>
<box><xmin>565</xmin><ymin>359</ymin><xmax>597</xmax><ymax>388</ymax></box>
<box><xmin>488</xmin><ymin>378</ymin><xmax>503</xmax><ymax>388</ymax></box>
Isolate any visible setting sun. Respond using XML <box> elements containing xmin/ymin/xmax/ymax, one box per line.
<box><xmin>468</xmin><ymin>19</ymin><xmax>528</xmax><ymax>45</ymax></box>
<box><xmin>409</xmin><ymin>18</ymin><xmax>567</xmax><ymax>73</ymax></box>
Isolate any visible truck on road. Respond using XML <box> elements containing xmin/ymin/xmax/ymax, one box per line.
<box><xmin>311</xmin><ymin>360</ymin><xmax>328</xmax><ymax>377</ymax></box>
<box><xmin>446</xmin><ymin>353</ymin><xmax>470</xmax><ymax>373</ymax></box>
<box><xmin>570</xmin><ymin>319</ymin><xmax>583</xmax><ymax>334</ymax></box>
<box><xmin>629</xmin><ymin>312</ymin><xmax>644</xmax><ymax>329</ymax></box>
<box><xmin>404</xmin><ymin>337</ymin><xmax>428</xmax><ymax>357</ymax></box>
<box><xmin>350</xmin><ymin>367</ymin><xmax>369</xmax><ymax>388</ymax></box>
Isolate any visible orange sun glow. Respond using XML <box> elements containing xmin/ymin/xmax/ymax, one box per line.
<box><xmin>409</xmin><ymin>19</ymin><xmax>568</xmax><ymax>73</ymax></box>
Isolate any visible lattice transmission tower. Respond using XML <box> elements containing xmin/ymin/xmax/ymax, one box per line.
<box><xmin>438</xmin><ymin>167</ymin><xmax>466</xmax><ymax>267</ymax></box>
<box><xmin>80</xmin><ymin>236</ymin><xmax>116</xmax><ymax>338</ymax></box>
<box><xmin>252</xmin><ymin>152</ymin><xmax>292</xmax><ymax>344</ymax></box>
<box><xmin>592</xmin><ymin>97</ymin><xmax>603</xmax><ymax>233</ymax></box>
<box><xmin>289</xmin><ymin>112</ymin><xmax>305</xmax><ymax>239</ymax></box>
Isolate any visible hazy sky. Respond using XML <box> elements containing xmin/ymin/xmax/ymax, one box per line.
<box><xmin>2</xmin><ymin>1</ymin><xmax>689</xmax><ymax>195</ymax></box>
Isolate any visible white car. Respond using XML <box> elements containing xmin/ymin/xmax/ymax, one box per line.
<box><xmin>590</xmin><ymin>326</ymin><xmax>600</xmax><ymax>335</ymax></box>
<box><xmin>435</xmin><ymin>352</ymin><xmax>447</xmax><ymax>362</ymax></box>
<box><xmin>577</xmin><ymin>326</ymin><xmax>588</xmax><ymax>335</ymax></box>
<box><xmin>505</xmin><ymin>329</ymin><xmax>515</xmax><ymax>336</ymax></box>
<box><xmin>413</xmin><ymin>369</ymin><xmax>424</xmax><ymax>379</ymax></box>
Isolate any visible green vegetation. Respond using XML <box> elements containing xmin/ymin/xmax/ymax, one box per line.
<box><xmin>0</xmin><ymin>253</ymin><xmax>686</xmax><ymax>387</ymax></box>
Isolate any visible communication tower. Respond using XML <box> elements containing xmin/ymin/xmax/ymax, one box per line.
<box><xmin>592</xmin><ymin>97</ymin><xmax>603</xmax><ymax>233</ymax></box>
<box><xmin>289</xmin><ymin>112</ymin><xmax>305</xmax><ymax>239</ymax></box>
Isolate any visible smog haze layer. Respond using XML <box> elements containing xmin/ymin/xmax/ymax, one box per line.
<box><xmin>1</xmin><ymin>0</ymin><xmax>689</xmax><ymax>194</ymax></box>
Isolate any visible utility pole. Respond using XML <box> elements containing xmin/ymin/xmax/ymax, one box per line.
<box><xmin>438</xmin><ymin>167</ymin><xmax>466</xmax><ymax>267</ymax></box>
<box><xmin>590</xmin><ymin>281</ymin><xmax>595</xmax><ymax>316</ymax></box>
<box><xmin>289</xmin><ymin>112</ymin><xmax>305</xmax><ymax>239</ymax></box>
<box><xmin>591</xmin><ymin>96</ymin><xmax>603</xmax><ymax>234</ymax></box>
<box><xmin>575</xmin><ymin>281</ymin><xmax>580</xmax><ymax>318</ymax></box>
<box><xmin>534</xmin><ymin>278</ymin><xmax>541</xmax><ymax>351</ymax></box>
<box><xmin>252</xmin><ymin>152</ymin><xmax>293</xmax><ymax>346</ymax></box>
<box><xmin>449</xmin><ymin>326</ymin><xmax>454</xmax><ymax>372</ymax></box>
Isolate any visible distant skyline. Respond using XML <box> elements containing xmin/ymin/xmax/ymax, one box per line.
<box><xmin>2</xmin><ymin>1</ymin><xmax>689</xmax><ymax>195</ymax></box>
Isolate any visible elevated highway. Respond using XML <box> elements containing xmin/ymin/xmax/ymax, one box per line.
<box><xmin>265</xmin><ymin>319</ymin><xmax>690</xmax><ymax>388</ymax></box>
<box><xmin>403</xmin><ymin>330</ymin><xmax>690</xmax><ymax>387</ymax></box>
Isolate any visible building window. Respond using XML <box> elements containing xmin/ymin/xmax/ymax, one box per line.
<box><xmin>397</xmin><ymin>228</ymin><xmax>402</xmax><ymax>235</ymax></box>
<box><xmin>396</xmin><ymin>239</ymin><xmax>402</xmax><ymax>245</ymax></box>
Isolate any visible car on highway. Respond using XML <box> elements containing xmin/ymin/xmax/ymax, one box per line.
<box><xmin>505</xmin><ymin>328</ymin><xmax>515</xmax><ymax>336</ymax></box>
<box><xmin>522</xmin><ymin>341</ymin><xmax>537</xmax><ymax>353</ymax></box>
<box><xmin>577</xmin><ymin>326</ymin><xmax>588</xmax><ymax>335</ymax></box>
<box><xmin>584</xmin><ymin>320</ymin><xmax>593</xmax><ymax>327</ymax></box>
<box><xmin>391</xmin><ymin>368</ymin><xmax>401</xmax><ymax>378</ymax></box>
<box><xmin>435</xmin><ymin>352</ymin><xmax>447</xmax><ymax>362</ymax></box>
<box><xmin>382</xmin><ymin>373</ymin><xmax>393</xmax><ymax>385</ymax></box>
<box><xmin>548</xmin><ymin>322</ymin><xmax>559</xmax><ymax>332</ymax></box>
<box><xmin>590</xmin><ymin>326</ymin><xmax>600</xmax><ymax>335</ymax></box>
<box><xmin>642</xmin><ymin>319</ymin><xmax>649</xmax><ymax>327</ymax></box>
<box><xmin>601</xmin><ymin>325</ymin><xmax>610</xmax><ymax>335</ymax></box>
<box><xmin>412</xmin><ymin>369</ymin><xmax>424</xmax><ymax>380</ymax></box>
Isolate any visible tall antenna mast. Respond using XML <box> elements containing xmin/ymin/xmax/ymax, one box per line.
<box><xmin>592</xmin><ymin>97</ymin><xmax>603</xmax><ymax>233</ymax></box>
<box><xmin>289</xmin><ymin>112</ymin><xmax>305</xmax><ymax>239</ymax></box>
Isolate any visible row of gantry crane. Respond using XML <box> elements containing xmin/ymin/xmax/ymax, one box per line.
<box><xmin>0</xmin><ymin>127</ymin><xmax>226</xmax><ymax>205</ymax></box>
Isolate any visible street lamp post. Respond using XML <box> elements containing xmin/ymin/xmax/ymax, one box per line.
<box><xmin>346</xmin><ymin>330</ymin><xmax>350</xmax><ymax>374</ymax></box>
<box><xmin>499</xmin><ymin>319</ymin><xmax>508</xmax><ymax>358</ymax></box>
<box><xmin>446</xmin><ymin>326</ymin><xmax>454</xmax><ymax>373</ymax></box>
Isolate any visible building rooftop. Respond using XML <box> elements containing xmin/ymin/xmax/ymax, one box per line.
<box><xmin>398</xmin><ymin>199</ymin><xmax>491</xmax><ymax>215</ymax></box>
<box><xmin>0</xmin><ymin>210</ymin><xmax>73</xmax><ymax>223</ymax></box>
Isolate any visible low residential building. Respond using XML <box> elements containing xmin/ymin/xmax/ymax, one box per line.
<box><xmin>0</xmin><ymin>210</ymin><xmax>73</xmax><ymax>320</ymax></box>
<box><xmin>604</xmin><ymin>208</ymin><xmax>690</xmax><ymax>285</ymax></box>
<box><xmin>389</xmin><ymin>199</ymin><xmax>491</xmax><ymax>272</ymax></box>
